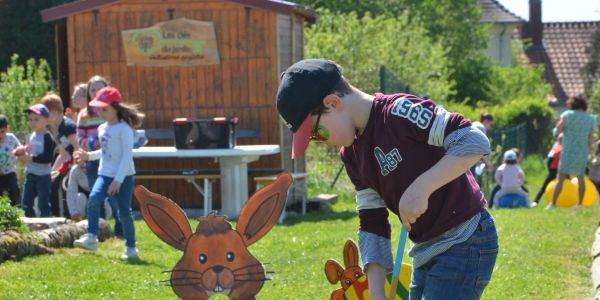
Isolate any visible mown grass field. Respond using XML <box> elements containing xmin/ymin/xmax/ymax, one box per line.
<box><xmin>0</xmin><ymin>151</ymin><xmax>598</xmax><ymax>299</ymax></box>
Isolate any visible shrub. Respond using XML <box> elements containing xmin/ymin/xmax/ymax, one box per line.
<box><xmin>442</xmin><ymin>97</ymin><xmax>556</xmax><ymax>155</ymax></box>
<box><xmin>0</xmin><ymin>196</ymin><xmax>27</xmax><ymax>232</ymax></box>
<box><xmin>305</xmin><ymin>10</ymin><xmax>455</xmax><ymax>102</ymax></box>
<box><xmin>0</xmin><ymin>54</ymin><xmax>54</xmax><ymax>138</ymax></box>
<box><xmin>589</xmin><ymin>82</ymin><xmax>600</xmax><ymax>113</ymax></box>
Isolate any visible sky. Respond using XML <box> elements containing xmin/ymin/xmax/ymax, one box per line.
<box><xmin>497</xmin><ymin>0</ymin><xmax>600</xmax><ymax>22</ymax></box>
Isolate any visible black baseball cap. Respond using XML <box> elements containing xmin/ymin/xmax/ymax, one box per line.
<box><xmin>276</xmin><ymin>59</ymin><xmax>341</xmax><ymax>158</ymax></box>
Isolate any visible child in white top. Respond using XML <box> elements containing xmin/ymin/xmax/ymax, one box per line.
<box><xmin>0</xmin><ymin>115</ymin><xmax>22</xmax><ymax>206</ymax></box>
<box><xmin>65</xmin><ymin>164</ymin><xmax>112</xmax><ymax>221</ymax></box>
<box><xmin>73</xmin><ymin>86</ymin><xmax>145</xmax><ymax>259</ymax></box>
<box><xmin>493</xmin><ymin>150</ymin><xmax>529</xmax><ymax>206</ymax></box>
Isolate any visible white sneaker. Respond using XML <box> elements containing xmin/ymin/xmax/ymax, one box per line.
<box><xmin>530</xmin><ymin>202</ymin><xmax>538</xmax><ymax>208</ymax></box>
<box><xmin>74</xmin><ymin>233</ymin><xmax>98</xmax><ymax>251</ymax></box>
<box><xmin>545</xmin><ymin>203</ymin><xmax>556</xmax><ymax>210</ymax></box>
<box><xmin>121</xmin><ymin>247</ymin><xmax>139</xmax><ymax>260</ymax></box>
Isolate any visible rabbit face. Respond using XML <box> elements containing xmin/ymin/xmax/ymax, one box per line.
<box><xmin>135</xmin><ymin>173</ymin><xmax>292</xmax><ymax>300</ymax></box>
<box><xmin>170</xmin><ymin>224</ymin><xmax>264</xmax><ymax>298</ymax></box>
<box><xmin>325</xmin><ymin>240</ymin><xmax>366</xmax><ymax>300</ymax></box>
<box><xmin>339</xmin><ymin>266</ymin><xmax>363</xmax><ymax>289</ymax></box>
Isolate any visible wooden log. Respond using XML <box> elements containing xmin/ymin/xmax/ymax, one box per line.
<box><xmin>0</xmin><ymin>219</ymin><xmax>113</xmax><ymax>264</ymax></box>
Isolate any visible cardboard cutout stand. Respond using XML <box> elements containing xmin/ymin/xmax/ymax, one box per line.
<box><xmin>135</xmin><ymin>172</ymin><xmax>292</xmax><ymax>300</ymax></box>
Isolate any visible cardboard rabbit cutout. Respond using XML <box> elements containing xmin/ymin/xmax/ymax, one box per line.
<box><xmin>325</xmin><ymin>240</ymin><xmax>366</xmax><ymax>300</ymax></box>
<box><xmin>135</xmin><ymin>172</ymin><xmax>292</xmax><ymax>300</ymax></box>
<box><xmin>326</xmin><ymin>239</ymin><xmax>413</xmax><ymax>300</ymax></box>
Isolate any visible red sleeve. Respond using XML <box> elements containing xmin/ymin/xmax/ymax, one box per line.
<box><xmin>340</xmin><ymin>147</ymin><xmax>368</xmax><ymax>191</ymax></box>
<box><xmin>387</xmin><ymin>94</ymin><xmax>471</xmax><ymax>147</ymax></box>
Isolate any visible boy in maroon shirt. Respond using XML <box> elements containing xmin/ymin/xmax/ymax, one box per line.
<box><xmin>276</xmin><ymin>59</ymin><xmax>498</xmax><ymax>299</ymax></box>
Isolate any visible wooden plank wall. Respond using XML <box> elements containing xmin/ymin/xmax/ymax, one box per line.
<box><xmin>66</xmin><ymin>0</ymin><xmax>290</xmax><ymax>208</ymax></box>
<box><xmin>276</xmin><ymin>13</ymin><xmax>307</xmax><ymax>204</ymax></box>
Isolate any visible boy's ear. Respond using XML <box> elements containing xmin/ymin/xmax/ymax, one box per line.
<box><xmin>323</xmin><ymin>94</ymin><xmax>343</xmax><ymax>111</ymax></box>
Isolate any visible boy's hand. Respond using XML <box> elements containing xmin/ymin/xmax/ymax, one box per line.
<box><xmin>12</xmin><ymin>145</ymin><xmax>28</xmax><ymax>156</ymax></box>
<box><xmin>107</xmin><ymin>181</ymin><xmax>121</xmax><ymax>196</ymax></box>
<box><xmin>51</xmin><ymin>171</ymin><xmax>61</xmax><ymax>181</ymax></box>
<box><xmin>398</xmin><ymin>179</ymin><xmax>432</xmax><ymax>232</ymax></box>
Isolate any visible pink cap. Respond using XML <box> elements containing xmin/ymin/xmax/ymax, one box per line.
<box><xmin>291</xmin><ymin>115</ymin><xmax>312</xmax><ymax>159</ymax></box>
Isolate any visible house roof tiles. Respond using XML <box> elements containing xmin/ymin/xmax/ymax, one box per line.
<box><xmin>527</xmin><ymin>22</ymin><xmax>600</xmax><ymax>102</ymax></box>
<box><xmin>480</xmin><ymin>0</ymin><xmax>525</xmax><ymax>23</ymax></box>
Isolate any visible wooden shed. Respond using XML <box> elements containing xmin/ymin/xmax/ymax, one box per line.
<box><xmin>41</xmin><ymin>0</ymin><xmax>316</xmax><ymax>209</ymax></box>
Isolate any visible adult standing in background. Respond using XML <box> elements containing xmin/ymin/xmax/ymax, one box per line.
<box><xmin>472</xmin><ymin>112</ymin><xmax>494</xmax><ymax>136</ymax></box>
<box><xmin>471</xmin><ymin>112</ymin><xmax>495</xmax><ymax>184</ymax></box>
<box><xmin>547</xmin><ymin>96</ymin><xmax>597</xmax><ymax>209</ymax></box>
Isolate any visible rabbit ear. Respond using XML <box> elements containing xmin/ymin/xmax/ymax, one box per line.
<box><xmin>324</xmin><ymin>260</ymin><xmax>344</xmax><ymax>284</ymax></box>
<box><xmin>343</xmin><ymin>240</ymin><xmax>360</xmax><ymax>268</ymax></box>
<box><xmin>237</xmin><ymin>172</ymin><xmax>292</xmax><ymax>246</ymax></box>
<box><xmin>134</xmin><ymin>185</ymin><xmax>192</xmax><ymax>251</ymax></box>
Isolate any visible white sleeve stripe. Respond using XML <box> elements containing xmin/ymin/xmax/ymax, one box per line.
<box><xmin>428</xmin><ymin>107</ymin><xmax>450</xmax><ymax>147</ymax></box>
<box><xmin>356</xmin><ymin>188</ymin><xmax>387</xmax><ymax>210</ymax></box>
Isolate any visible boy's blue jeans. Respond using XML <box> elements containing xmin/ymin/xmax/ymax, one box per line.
<box><xmin>22</xmin><ymin>173</ymin><xmax>51</xmax><ymax>217</ymax></box>
<box><xmin>86</xmin><ymin>160</ymin><xmax>122</xmax><ymax>237</ymax></box>
<box><xmin>410</xmin><ymin>209</ymin><xmax>498</xmax><ymax>300</ymax></box>
<box><xmin>87</xmin><ymin>175</ymin><xmax>136</xmax><ymax>248</ymax></box>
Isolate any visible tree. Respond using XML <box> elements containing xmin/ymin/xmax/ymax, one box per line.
<box><xmin>0</xmin><ymin>0</ymin><xmax>74</xmax><ymax>72</ymax></box>
<box><xmin>583</xmin><ymin>27</ymin><xmax>600</xmax><ymax>112</ymax></box>
<box><xmin>487</xmin><ymin>42</ymin><xmax>552</xmax><ymax>105</ymax></box>
<box><xmin>294</xmin><ymin>0</ymin><xmax>406</xmax><ymax>18</ymax></box>
<box><xmin>305</xmin><ymin>10</ymin><xmax>454</xmax><ymax>101</ymax></box>
<box><xmin>295</xmin><ymin>0</ymin><xmax>492</xmax><ymax>103</ymax></box>
<box><xmin>0</xmin><ymin>54</ymin><xmax>54</xmax><ymax>137</ymax></box>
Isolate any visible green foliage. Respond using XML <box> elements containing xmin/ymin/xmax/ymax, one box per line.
<box><xmin>294</xmin><ymin>0</ymin><xmax>406</xmax><ymax>17</ymax></box>
<box><xmin>0</xmin><ymin>0</ymin><xmax>74</xmax><ymax>72</ymax></box>
<box><xmin>305</xmin><ymin>10</ymin><xmax>454</xmax><ymax>101</ymax></box>
<box><xmin>442</xmin><ymin>97</ymin><xmax>556</xmax><ymax>154</ymax></box>
<box><xmin>583</xmin><ymin>26</ymin><xmax>600</xmax><ymax>92</ymax></box>
<box><xmin>297</xmin><ymin>0</ymin><xmax>494</xmax><ymax>103</ymax></box>
<box><xmin>0</xmin><ymin>54</ymin><xmax>54</xmax><ymax>137</ymax></box>
<box><xmin>401</xmin><ymin>0</ymin><xmax>493</xmax><ymax>104</ymax></box>
<box><xmin>0</xmin><ymin>196</ymin><xmax>26</xmax><ymax>232</ymax></box>
<box><xmin>590</xmin><ymin>83</ymin><xmax>600</xmax><ymax>113</ymax></box>
<box><xmin>487</xmin><ymin>42</ymin><xmax>552</xmax><ymax>105</ymax></box>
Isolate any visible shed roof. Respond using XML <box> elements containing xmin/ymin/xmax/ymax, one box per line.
<box><xmin>522</xmin><ymin>22</ymin><xmax>599</xmax><ymax>102</ymax></box>
<box><xmin>480</xmin><ymin>0</ymin><xmax>525</xmax><ymax>24</ymax></box>
<box><xmin>41</xmin><ymin>0</ymin><xmax>318</xmax><ymax>23</ymax></box>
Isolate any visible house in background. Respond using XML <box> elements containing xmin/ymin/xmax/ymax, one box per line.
<box><xmin>480</xmin><ymin>0</ymin><xmax>525</xmax><ymax>66</ymax></box>
<box><xmin>520</xmin><ymin>0</ymin><xmax>599</xmax><ymax>106</ymax></box>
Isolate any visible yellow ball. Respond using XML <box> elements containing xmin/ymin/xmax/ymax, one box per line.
<box><xmin>544</xmin><ymin>176</ymin><xmax>598</xmax><ymax>207</ymax></box>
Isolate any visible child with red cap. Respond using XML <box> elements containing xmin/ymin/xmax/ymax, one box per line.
<box><xmin>276</xmin><ymin>59</ymin><xmax>497</xmax><ymax>299</ymax></box>
<box><xmin>73</xmin><ymin>86</ymin><xmax>145</xmax><ymax>260</ymax></box>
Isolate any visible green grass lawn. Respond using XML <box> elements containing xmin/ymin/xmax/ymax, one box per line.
<box><xmin>0</xmin><ymin>154</ymin><xmax>598</xmax><ymax>299</ymax></box>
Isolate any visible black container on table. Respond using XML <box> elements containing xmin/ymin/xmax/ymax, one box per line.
<box><xmin>173</xmin><ymin>117</ymin><xmax>238</xmax><ymax>149</ymax></box>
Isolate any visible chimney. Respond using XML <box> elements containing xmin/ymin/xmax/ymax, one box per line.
<box><xmin>522</xmin><ymin>0</ymin><xmax>543</xmax><ymax>46</ymax></box>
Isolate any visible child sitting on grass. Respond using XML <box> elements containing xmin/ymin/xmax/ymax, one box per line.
<box><xmin>493</xmin><ymin>149</ymin><xmax>529</xmax><ymax>207</ymax></box>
